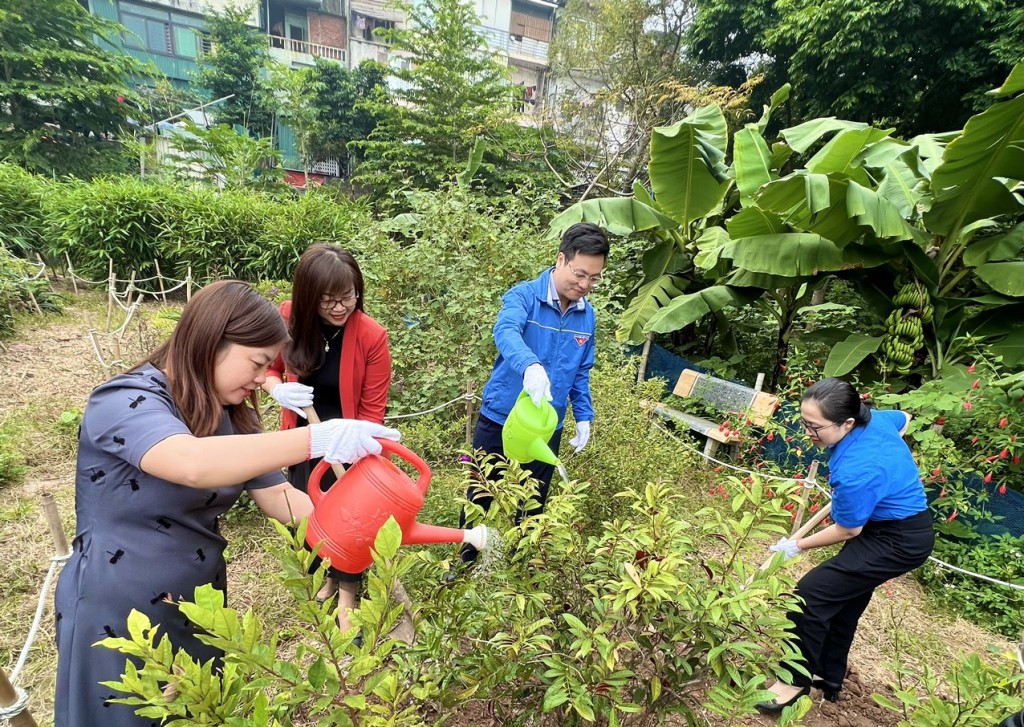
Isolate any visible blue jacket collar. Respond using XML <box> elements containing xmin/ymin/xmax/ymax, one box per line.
<box><xmin>534</xmin><ymin>267</ymin><xmax>586</xmax><ymax>312</ymax></box>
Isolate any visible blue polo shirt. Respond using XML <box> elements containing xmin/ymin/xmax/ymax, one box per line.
<box><xmin>827</xmin><ymin>409</ymin><xmax>927</xmax><ymax>528</ymax></box>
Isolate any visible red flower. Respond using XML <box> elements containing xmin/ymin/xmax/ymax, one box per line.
<box><xmin>971</xmin><ymin>436</ymin><xmax>979</xmax><ymax>444</ymax></box>
<box><xmin>1000</xmin><ymin>448</ymin><xmax>1010</xmax><ymax>459</ymax></box>
<box><xmin>964</xmin><ymin>401</ymin><xmax>973</xmax><ymax>410</ymax></box>
<box><xmin>984</xmin><ymin>472</ymin><xmax>993</xmax><ymax>483</ymax></box>
<box><xmin>116</xmin><ymin>95</ymin><xmax>125</xmax><ymax>104</ymax></box>
<box><xmin>767</xmin><ymin>432</ymin><xmax>775</xmax><ymax>441</ymax></box>
<box><xmin>1014</xmin><ymin>456</ymin><xmax>1021</xmax><ymax>466</ymax></box>
<box><xmin>947</xmin><ymin>511</ymin><xmax>958</xmax><ymax>522</ymax></box>
<box><xmin>939</xmin><ymin>489</ymin><xmax>946</xmax><ymax>498</ymax></box>
<box><xmin>972</xmin><ymin>379</ymin><xmax>980</xmax><ymax>389</ymax></box>
<box><xmin>999</xmin><ymin>417</ymin><xmax>1009</xmax><ymax>427</ymax></box>
<box><xmin>713</xmin><ymin>466</ymin><xmax>723</xmax><ymax>473</ymax></box>
<box><xmin>932</xmin><ymin>466</ymin><xmax>942</xmax><ymax>477</ymax></box>
<box><xmin>999</xmin><ymin>484</ymin><xmax>1008</xmax><ymax>495</ymax></box>
<box><xmin>810</xmin><ymin>503</ymin><xmax>819</xmax><ymax>512</ymax></box>
<box><xmin>967</xmin><ymin>363</ymin><xmax>976</xmax><ymax>373</ymax></box>
<box><xmin>936</xmin><ymin>417</ymin><xmax>945</xmax><ymax>425</ymax></box>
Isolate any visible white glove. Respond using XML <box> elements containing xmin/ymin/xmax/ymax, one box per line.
<box><xmin>271</xmin><ymin>382</ymin><xmax>314</xmax><ymax>418</ymax></box>
<box><xmin>569</xmin><ymin>421</ymin><xmax>591</xmax><ymax>453</ymax></box>
<box><xmin>523</xmin><ymin>364</ymin><xmax>553</xmax><ymax>407</ymax></box>
<box><xmin>308</xmin><ymin>419</ymin><xmax>402</xmax><ymax>464</ymax></box>
<box><xmin>769</xmin><ymin>537</ymin><xmax>803</xmax><ymax>561</ymax></box>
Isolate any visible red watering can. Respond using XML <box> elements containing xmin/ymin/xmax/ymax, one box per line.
<box><xmin>306</xmin><ymin>439</ymin><xmax>489</xmax><ymax>574</ymax></box>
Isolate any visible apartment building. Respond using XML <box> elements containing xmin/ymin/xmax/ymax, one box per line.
<box><xmin>82</xmin><ymin>0</ymin><xmax>561</xmax><ymax>177</ymax></box>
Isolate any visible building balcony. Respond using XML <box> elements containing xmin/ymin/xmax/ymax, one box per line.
<box><xmin>479</xmin><ymin>25</ymin><xmax>549</xmax><ymax>66</ymax></box>
<box><xmin>267</xmin><ymin>34</ymin><xmax>346</xmax><ymax>66</ymax></box>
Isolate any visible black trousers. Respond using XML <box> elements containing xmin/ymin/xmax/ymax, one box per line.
<box><xmin>458</xmin><ymin>414</ymin><xmax>563</xmax><ymax>563</ymax></box>
<box><xmin>784</xmin><ymin>510</ymin><xmax>934</xmax><ymax>687</ymax></box>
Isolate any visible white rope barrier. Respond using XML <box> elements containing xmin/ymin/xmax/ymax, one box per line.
<box><xmin>926</xmin><ymin>556</ymin><xmax>1024</xmax><ymax>592</ymax></box>
<box><xmin>10</xmin><ymin>552</ymin><xmax>72</xmax><ymax>685</ymax></box>
<box><xmin>0</xmin><ymin>686</ymin><xmax>29</xmax><ymax>720</ymax></box>
<box><xmin>384</xmin><ymin>393</ymin><xmax>482</xmax><ymax>421</ymax></box>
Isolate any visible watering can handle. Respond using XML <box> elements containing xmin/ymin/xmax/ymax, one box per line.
<box><xmin>378</xmin><ymin>439</ymin><xmax>432</xmax><ymax>497</ymax></box>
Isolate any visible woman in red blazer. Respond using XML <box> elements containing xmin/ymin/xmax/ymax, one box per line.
<box><xmin>263</xmin><ymin>244</ymin><xmax>392</xmax><ymax>634</ymax></box>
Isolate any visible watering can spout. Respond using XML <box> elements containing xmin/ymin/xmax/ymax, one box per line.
<box><xmin>402</xmin><ymin>522</ymin><xmax>490</xmax><ymax>550</ymax></box>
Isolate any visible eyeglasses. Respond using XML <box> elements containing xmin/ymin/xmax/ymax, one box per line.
<box><xmin>800</xmin><ymin>419</ymin><xmax>837</xmax><ymax>437</ymax></box>
<box><xmin>566</xmin><ymin>261</ymin><xmax>603</xmax><ymax>288</ymax></box>
<box><xmin>319</xmin><ymin>293</ymin><xmax>359</xmax><ymax>310</ymax></box>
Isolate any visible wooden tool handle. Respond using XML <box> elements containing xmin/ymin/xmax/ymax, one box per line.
<box><xmin>759</xmin><ymin>502</ymin><xmax>832</xmax><ymax>572</ymax></box>
<box><xmin>303</xmin><ymin>406</ymin><xmax>346</xmax><ymax>479</ymax></box>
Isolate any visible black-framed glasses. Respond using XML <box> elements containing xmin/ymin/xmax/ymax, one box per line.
<box><xmin>319</xmin><ymin>293</ymin><xmax>359</xmax><ymax>310</ymax></box>
<box><xmin>800</xmin><ymin>419</ymin><xmax>837</xmax><ymax>437</ymax></box>
<box><xmin>566</xmin><ymin>261</ymin><xmax>603</xmax><ymax>287</ymax></box>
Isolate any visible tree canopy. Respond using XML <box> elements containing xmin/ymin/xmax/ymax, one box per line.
<box><xmin>0</xmin><ymin>0</ymin><xmax>142</xmax><ymax>175</ymax></box>
<box><xmin>689</xmin><ymin>0</ymin><xmax>1024</xmax><ymax>136</ymax></box>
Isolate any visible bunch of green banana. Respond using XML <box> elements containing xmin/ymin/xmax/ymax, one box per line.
<box><xmin>892</xmin><ymin>282</ymin><xmax>934</xmax><ymax>323</ymax></box>
<box><xmin>879</xmin><ymin>282</ymin><xmax>932</xmax><ymax>376</ymax></box>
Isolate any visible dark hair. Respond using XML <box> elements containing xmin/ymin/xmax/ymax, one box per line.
<box><xmin>286</xmin><ymin>244</ymin><xmax>365</xmax><ymax>377</ymax></box>
<box><xmin>559</xmin><ymin>222</ymin><xmax>610</xmax><ymax>261</ymax></box>
<box><xmin>802</xmin><ymin>378</ymin><xmax>872</xmax><ymax>426</ymax></box>
<box><xmin>140</xmin><ymin>280</ymin><xmax>288</xmax><ymax>437</ymax></box>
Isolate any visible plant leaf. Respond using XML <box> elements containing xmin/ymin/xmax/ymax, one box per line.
<box><xmin>644</xmin><ymin>285</ymin><xmax>754</xmax><ymax>334</ymax></box>
<box><xmin>549</xmin><ymin>197</ymin><xmax>680</xmax><ymax>239</ymax></box>
<box><xmin>823</xmin><ymin>334</ymin><xmax>885</xmax><ymax>377</ymax></box>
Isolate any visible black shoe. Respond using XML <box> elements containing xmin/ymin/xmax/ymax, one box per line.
<box><xmin>811</xmin><ymin>678</ymin><xmax>841</xmax><ymax>702</ymax></box>
<box><xmin>755</xmin><ymin>685</ymin><xmax>811</xmax><ymax>714</ymax></box>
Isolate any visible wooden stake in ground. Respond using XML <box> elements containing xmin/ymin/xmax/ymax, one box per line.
<box><xmin>790</xmin><ymin>460</ymin><xmax>820</xmax><ymax>538</ymax></box>
<box><xmin>154</xmin><ymin>259</ymin><xmax>167</xmax><ymax>303</ymax></box>
<box><xmin>0</xmin><ymin>666</ymin><xmax>37</xmax><ymax>727</ymax></box>
<box><xmin>464</xmin><ymin>380</ymin><xmax>475</xmax><ymax>448</ymax></box>
<box><xmin>41</xmin><ymin>492</ymin><xmax>70</xmax><ymax>557</ymax></box>
<box><xmin>186</xmin><ymin>267</ymin><xmax>193</xmax><ymax>302</ymax></box>
<box><xmin>636</xmin><ymin>333</ymin><xmax>653</xmax><ymax>384</ymax></box>
<box><xmin>105</xmin><ymin>258</ymin><xmax>115</xmax><ymax>333</ymax></box>
<box><xmin>64</xmin><ymin>252</ymin><xmax>78</xmax><ymax>294</ymax></box>
<box><xmin>301</xmin><ymin>406</ymin><xmax>417</xmax><ymax>644</ymax></box>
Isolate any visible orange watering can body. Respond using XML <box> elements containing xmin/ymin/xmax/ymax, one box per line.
<box><xmin>502</xmin><ymin>391</ymin><xmax>560</xmax><ymax>465</ymax></box>
<box><xmin>306</xmin><ymin>439</ymin><xmax>486</xmax><ymax>573</ymax></box>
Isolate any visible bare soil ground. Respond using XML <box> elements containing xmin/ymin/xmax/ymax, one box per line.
<box><xmin>0</xmin><ymin>294</ymin><xmax>1012</xmax><ymax>726</ymax></box>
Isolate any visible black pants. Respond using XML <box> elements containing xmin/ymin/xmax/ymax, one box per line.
<box><xmin>784</xmin><ymin>510</ymin><xmax>934</xmax><ymax>687</ymax></box>
<box><xmin>458</xmin><ymin>414</ymin><xmax>563</xmax><ymax>563</ymax></box>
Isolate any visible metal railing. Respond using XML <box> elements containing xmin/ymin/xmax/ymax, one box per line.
<box><xmin>479</xmin><ymin>25</ymin><xmax>549</xmax><ymax>63</ymax></box>
<box><xmin>267</xmin><ymin>35</ymin><xmax>346</xmax><ymax>62</ymax></box>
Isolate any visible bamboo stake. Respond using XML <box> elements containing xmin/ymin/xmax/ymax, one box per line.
<box><xmin>25</xmin><ymin>288</ymin><xmax>43</xmax><ymax>315</ymax></box>
<box><xmin>0</xmin><ymin>666</ymin><xmax>36</xmax><ymax>727</ymax></box>
<box><xmin>636</xmin><ymin>333</ymin><xmax>653</xmax><ymax>384</ymax></box>
<box><xmin>64</xmin><ymin>252</ymin><xmax>78</xmax><ymax>294</ymax></box>
<box><xmin>153</xmin><ymin>259</ymin><xmax>167</xmax><ymax>303</ymax></box>
<box><xmin>464</xmin><ymin>380</ymin><xmax>474</xmax><ymax>448</ymax></box>
<box><xmin>105</xmin><ymin>258</ymin><xmax>115</xmax><ymax>333</ymax></box>
<box><xmin>186</xmin><ymin>266</ymin><xmax>193</xmax><ymax>302</ymax></box>
<box><xmin>40</xmin><ymin>493</ymin><xmax>70</xmax><ymax>557</ymax></box>
<box><xmin>790</xmin><ymin>460</ymin><xmax>820</xmax><ymax>537</ymax></box>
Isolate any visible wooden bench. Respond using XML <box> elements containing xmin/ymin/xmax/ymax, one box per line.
<box><xmin>652</xmin><ymin>369</ymin><xmax>778</xmax><ymax>459</ymax></box>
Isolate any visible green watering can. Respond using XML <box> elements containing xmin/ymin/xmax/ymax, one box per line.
<box><xmin>502</xmin><ymin>391</ymin><xmax>560</xmax><ymax>465</ymax></box>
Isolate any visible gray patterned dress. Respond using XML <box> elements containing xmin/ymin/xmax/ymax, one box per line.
<box><xmin>54</xmin><ymin>364</ymin><xmax>284</xmax><ymax>727</ymax></box>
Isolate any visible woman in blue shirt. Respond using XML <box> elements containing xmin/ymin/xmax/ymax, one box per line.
<box><xmin>757</xmin><ymin>378</ymin><xmax>934</xmax><ymax>713</ymax></box>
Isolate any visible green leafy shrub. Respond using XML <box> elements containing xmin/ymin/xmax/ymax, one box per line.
<box><xmin>917</xmin><ymin>534</ymin><xmax>1024</xmax><ymax>638</ymax></box>
<box><xmin>876</xmin><ymin>644</ymin><xmax>1024</xmax><ymax>725</ymax></box>
<box><xmin>0</xmin><ymin>248</ymin><xmax>64</xmax><ymax>338</ymax></box>
<box><xmin>0</xmin><ymin>419</ymin><xmax>26</xmax><ymax>488</ymax></box>
<box><xmin>99</xmin><ymin>469</ymin><xmax>804</xmax><ymax>725</ymax></box>
<box><xmin>0</xmin><ymin>164</ymin><xmax>48</xmax><ymax>256</ymax></box>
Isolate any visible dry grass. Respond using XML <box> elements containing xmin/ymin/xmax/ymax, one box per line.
<box><xmin>0</xmin><ymin>290</ymin><xmax>1014</xmax><ymax>727</ymax></box>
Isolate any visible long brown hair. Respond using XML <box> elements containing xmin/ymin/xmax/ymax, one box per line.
<box><xmin>286</xmin><ymin>244</ymin><xmax>365</xmax><ymax>377</ymax></box>
<box><xmin>138</xmin><ymin>280</ymin><xmax>288</xmax><ymax>437</ymax></box>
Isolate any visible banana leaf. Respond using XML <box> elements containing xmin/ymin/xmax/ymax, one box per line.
<box><xmin>734</xmin><ymin>125</ymin><xmax>774</xmax><ymax>206</ymax></box>
<box><xmin>924</xmin><ymin>88</ymin><xmax>1024</xmax><ymax>237</ymax></box>
<box><xmin>721</xmin><ymin>233</ymin><xmax>889</xmax><ymax>276</ymax></box>
<box><xmin>617</xmin><ymin>273</ymin><xmax>689</xmax><ymax>343</ymax></box>
<box><xmin>549</xmin><ymin>197</ymin><xmax>680</xmax><ymax>239</ymax></box>
<box><xmin>806</xmin><ymin>127</ymin><xmax>893</xmax><ymax>183</ymax></box>
<box><xmin>823</xmin><ymin>334</ymin><xmax>885</xmax><ymax>378</ymax></box>
<box><xmin>987</xmin><ymin>62</ymin><xmax>1024</xmax><ymax>98</ymax></box>
<box><xmin>644</xmin><ymin>285</ymin><xmax>757</xmax><ymax>335</ymax></box>
<box><xmin>649</xmin><ymin>105</ymin><xmax>731</xmax><ymax>225</ymax></box>
<box><xmin>877</xmin><ymin>149</ymin><xmax>928</xmax><ymax>218</ymax></box>
<box><xmin>974</xmin><ymin>262</ymin><xmax>1024</xmax><ymax>297</ymax></box>
<box><xmin>780</xmin><ymin>118</ymin><xmax>867</xmax><ymax>155</ymax></box>
<box><xmin>757</xmin><ymin>84</ymin><xmax>791</xmax><ymax>134</ymax></box>
<box><xmin>963</xmin><ymin>222</ymin><xmax>1024</xmax><ymax>266</ymax></box>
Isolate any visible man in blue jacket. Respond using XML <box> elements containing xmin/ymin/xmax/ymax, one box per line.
<box><xmin>457</xmin><ymin>222</ymin><xmax>609</xmax><ymax>565</ymax></box>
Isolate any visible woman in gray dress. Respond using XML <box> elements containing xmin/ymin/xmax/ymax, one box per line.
<box><xmin>54</xmin><ymin>280</ymin><xmax>401</xmax><ymax>727</ymax></box>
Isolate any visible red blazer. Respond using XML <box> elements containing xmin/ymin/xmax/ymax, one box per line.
<box><xmin>268</xmin><ymin>302</ymin><xmax>392</xmax><ymax>429</ymax></box>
